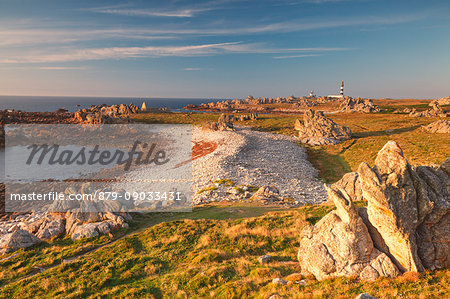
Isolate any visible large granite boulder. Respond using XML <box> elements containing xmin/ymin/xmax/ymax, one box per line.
<box><xmin>295</xmin><ymin>109</ymin><xmax>351</xmax><ymax>145</ymax></box>
<box><xmin>218</xmin><ymin>113</ymin><xmax>235</xmax><ymax>123</ymax></box>
<box><xmin>437</xmin><ymin>96</ymin><xmax>450</xmax><ymax>106</ymax></box>
<box><xmin>340</xmin><ymin>98</ymin><xmax>380</xmax><ymax>113</ymax></box>
<box><xmin>332</xmin><ymin>172</ymin><xmax>363</xmax><ymax>202</ymax></box>
<box><xmin>409</xmin><ymin>101</ymin><xmax>447</xmax><ymax>118</ymax></box>
<box><xmin>202</xmin><ymin>114</ymin><xmax>235</xmax><ymax>131</ymax></box>
<box><xmin>298</xmin><ymin>141</ymin><xmax>449</xmax><ymax>280</ymax></box>
<box><xmin>250</xmin><ymin>185</ymin><xmax>283</xmax><ymax>202</ymax></box>
<box><xmin>0</xmin><ymin>229</ymin><xmax>41</xmax><ymax>254</ymax></box>
<box><xmin>202</xmin><ymin>121</ymin><xmax>234</xmax><ymax>131</ymax></box>
<box><xmin>421</xmin><ymin>120</ymin><xmax>450</xmax><ymax>133</ymax></box>
<box><xmin>358</xmin><ymin>141</ymin><xmax>429</xmax><ymax>272</ymax></box>
<box><xmin>66</xmin><ymin>211</ymin><xmax>129</xmax><ymax>240</ymax></box>
<box><xmin>298</xmin><ymin>183</ymin><xmax>400</xmax><ymax>281</ymax></box>
<box><xmin>35</xmin><ymin>214</ymin><xmax>65</xmax><ymax>240</ymax></box>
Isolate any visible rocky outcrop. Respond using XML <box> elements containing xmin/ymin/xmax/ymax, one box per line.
<box><xmin>298</xmin><ymin>182</ymin><xmax>400</xmax><ymax>281</ymax></box>
<box><xmin>409</xmin><ymin>101</ymin><xmax>447</xmax><ymax>118</ymax></box>
<box><xmin>66</xmin><ymin>211</ymin><xmax>129</xmax><ymax>241</ymax></box>
<box><xmin>74</xmin><ymin>103</ymin><xmax>139</xmax><ymax>124</ymax></box>
<box><xmin>202</xmin><ymin>121</ymin><xmax>234</xmax><ymax>131</ymax></box>
<box><xmin>295</xmin><ymin>109</ymin><xmax>352</xmax><ymax>145</ymax></box>
<box><xmin>0</xmin><ymin>211</ymin><xmax>131</xmax><ymax>254</ymax></box>
<box><xmin>250</xmin><ymin>186</ymin><xmax>282</xmax><ymax>202</ymax></box>
<box><xmin>340</xmin><ymin>98</ymin><xmax>380</xmax><ymax>113</ymax></box>
<box><xmin>298</xmin><ymin>141</ymin><xmax>449</xmax><ymax>280</ymax></box>
<box><xmin>185</xmin><ymin>95</ymin><xmax>343</xmax><ymax>112</ymax></box>
<box><xmin>236</xmin><ymin>114</ymin><xmax>258</xmax><ymax>121</ymax></box>
<box><xmin>202</xmin><ymin>114</ymin><xmax>235</xmax><ymax>131</ymax></box>
<box><xmin>437</xmin><ymin>96</ymin><xmax>450</xmax><ymax>106</ymax></box>
<box><xmin>421</xmin><ymin>120</ymin><xmax>450</xmax><ymax>133</ymax></box>
<box><xmin>332</xmin><ymin>172</ymin><xmax>363</xmax><ymax>202</ymax></box>
<box><xmin>218</xmin><ymin>114</ymin><xmax>235</xmax><ymax>123</ymax></box>
<box><xmin>0</xmin><ymin>229</ymin><xmax>41</xmax><ymax>254</ymax></box>
<box><xmin>35</xmin><ymin>214</ymin><xmax>65</xmax><ymax>240</ymax></box>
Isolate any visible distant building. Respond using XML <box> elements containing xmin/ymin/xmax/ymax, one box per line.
<box><xmin>328</xmin><ymin>81</ymin><xmax>345</xmax><ymax>98</ymax></box>
<box><xmin>308</xmin><ymin>90</ymin><xmax>316</xmax><ymax>98</ymax></box>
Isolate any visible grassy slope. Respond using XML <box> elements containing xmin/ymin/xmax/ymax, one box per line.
<box><xmin>0</xmin><ymin>203</ymin><xmax>448</xmax><ymax>298</ymax></box>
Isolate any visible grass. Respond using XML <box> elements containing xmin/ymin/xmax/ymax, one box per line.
<box><xmin>197</xmin><ymin>186</ymin><xmax>218</xmax><ymax>194</ymax></box>
<box><xmin>213</xmin><ymin>179</ymin><xmax>235</xmax><ymax>186</ymax></box>
<box><xmin>0</xmin><ymin>202</ymin><xmax>448</xmax><ymax>298</ymax></box>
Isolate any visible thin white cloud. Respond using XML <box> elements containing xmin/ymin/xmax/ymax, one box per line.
<box><xmin>0</xmin><ymin>42</ymin><xmax>352</xmax><ymax>64</ymax></box>
<box><xmin>273</xmin><ymin>54</ymin><xmax>322</xmax><ymax>59</ymax></box>
<box><xmin>88</xmin><ymin>8</ymin><xmax>211</xmax><ymax>18</ymax></box>
<box><xmin>0</xmin><ymin>29</ymin><xmax>176</xmax><ymax>47</ymax></box>
<box><xmin>0</xmin><ymin>12</ymin><xmax>429</xmax><ymax>47</ymax></box>
<box><xmin>38</xmin><ymin>66</ymin><xmax>89</xmax><ymax>70</ymax></box>
<box><xmin>0</xmin><ymin>42</ymin><xmax>246</xmax><ymax>63</ymax></box>
<box><xmin>184</xmin><ymin>67</ymin><xmax>214</xmax><ymax>71</ymax></box>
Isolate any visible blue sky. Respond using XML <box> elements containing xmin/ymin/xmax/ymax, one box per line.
<box><xmin>0</xmin><ymin>0</ymin><xmax>449</xmax><ymax>99</ymax></box>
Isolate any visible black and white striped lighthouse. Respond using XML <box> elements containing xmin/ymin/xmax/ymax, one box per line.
<box><xmin>340</xmin><ymin>81</ymin><xmax>344</xmax><ymax>96</ymax></box>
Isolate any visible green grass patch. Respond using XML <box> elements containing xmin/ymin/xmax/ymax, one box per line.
<box><xmin>197</xmin><ymin>186</ymin><xmax>218</xmax><ymax>194</ymax></box>
<box><xmin>0</xmin><ymin>202</ymin><xmax>447</xmax><ymax>298</ymax></box>
<box><xmin>214</xmin><ymin>179</ymin><xmax>235</xmax><ymax>186</ymax></box>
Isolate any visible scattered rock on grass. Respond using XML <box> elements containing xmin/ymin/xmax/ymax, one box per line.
<box><xmin>258</xmin><ymin>254</ymin><xmax>272</xmax><ymax>264</ymax></box>
<box><xmin>272</xmin><ymin>278</ymin><xmax>288</xmax><ymax>285</ymax></box>
<box><xmin>0</xmin><ymin>229</ymin><xmax>41</xmax><ymax>254</ymax></box>
<box><xmin>421</xmin><ymin>120</ymin><xmax>450</xmax><ymax>133</ymax></box>
<box><xmin>251</xmin><ymin>186</ymin><xmax>282</xmax><ymax>202</ymax></box>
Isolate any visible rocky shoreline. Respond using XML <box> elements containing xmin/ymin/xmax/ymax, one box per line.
<box><xmin>184</xmin><ymin>95</ymin><xmax>384</xmax><ymax>114</ymax></box>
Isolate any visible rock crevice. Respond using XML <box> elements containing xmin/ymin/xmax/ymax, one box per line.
<box><xmin>298</xmin><ymin>141</ymin><xmax>449</xmax><ymax>280</ymax></box>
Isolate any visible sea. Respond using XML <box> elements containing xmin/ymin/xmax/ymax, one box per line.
<box><xmin>0</xmin><ymin>95</ymin><xmax>225</xmax><ymax>112</ymax></box>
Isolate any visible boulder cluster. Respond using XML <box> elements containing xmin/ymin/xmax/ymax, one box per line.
<box><xmin>421</xmin><ymin>120</ymin><xmax>450</xmax><ymax>133</ymax></box>
<box><xmin>0</xmin><ymin>211</ymin><xmax>130</xmax><ymax>254</ymax></box>
<box><xmin>186</xmin><ymin>95</ymin><xmax>344</xmax><ymax>112</ymax></box>
<box><xmin>437</xmin><ymin>96</ymin><xmax>450</xmax><ymax>106</ymax></box>
<box><xmin>0</xmin><ymin>181</ymin><xmax>137</xmax><ymax>254</ymax></box>
<box><xmin>74</xmin><ymin>103</ymin><xmax>139</xmax><ymax>124</ymax></box>
<box><xmin>409</xmin><ymin>101</ymin><xmax>447</xmax><ymax>118</ymax></box>
<box><xmin>195</xmin><ymin>96</ymin><xmax>295</xmax><ymax>111</ymax></box>
<box><xmin>295</xmin><ymin>109</ymin><xmax>352</xmax><ymax>145</ymax></box>
<box><xmin>236</xmin><ymin>113</ymin><xmax>258</xmax><ymax>121</ymax></box>
<box><xmin>298</xmin><ymin>141</ymin><xmax>449</xmax><ymax>281</ymax></box>
<box><xmin>202</xmin><ymin>113</ymin><xmax>258</xmax><ymax>131</ymax></box>
<box><xmin>339</xmin><ymin>98</ymin><xmax>380</xmax><ymax>113</ymax></box>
